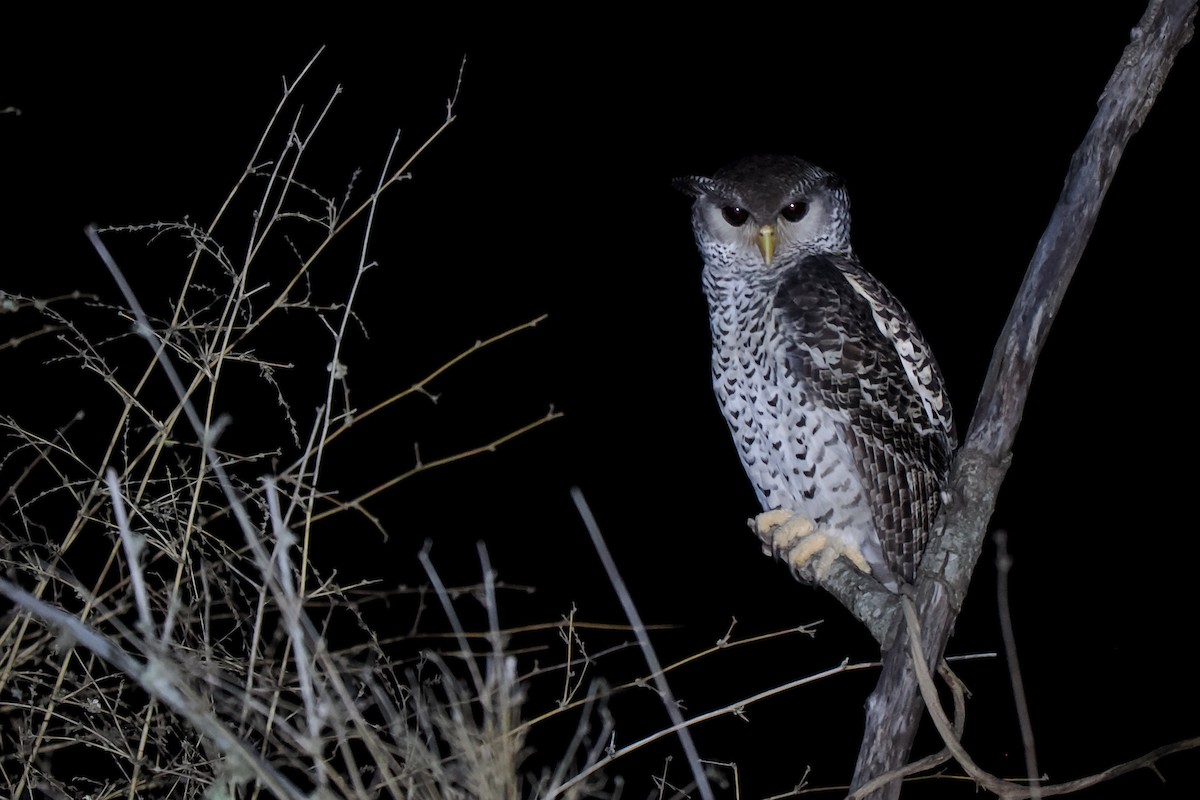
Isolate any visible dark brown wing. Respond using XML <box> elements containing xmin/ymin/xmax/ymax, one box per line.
<box><xmin>772</xmin><ymin>253</ymin><xmax>956</xmax><ymax>582</ymax></box>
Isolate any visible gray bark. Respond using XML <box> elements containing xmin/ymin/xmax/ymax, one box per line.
<box><xmin>842</xmin><ymin>2</ymin><xmax>1197</xmax><ymax>797</ymax></box>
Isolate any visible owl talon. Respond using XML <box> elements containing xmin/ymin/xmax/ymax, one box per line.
<box><xmin>751</xmin><ymin>510</ymin><xmax>871</xmax><ymax>583</ymax></box>
<box><xmin>752</xmin><ymin>510</ymin><xmax>814</xmax><ymax>554</ymax></box>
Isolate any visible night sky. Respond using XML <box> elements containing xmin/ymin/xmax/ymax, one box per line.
<box><xmin>3</xmin><ymin>7</ymin><xmax>1198</xmax><ymax>798</ymax></box>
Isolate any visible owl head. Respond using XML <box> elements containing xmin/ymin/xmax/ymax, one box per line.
<box><xmin>674</xmin><ymin>155</ymin><xmax>852</xmax><ymax>271</ymax></box>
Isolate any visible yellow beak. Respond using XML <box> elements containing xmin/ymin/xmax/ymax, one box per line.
<box><xmin>757</xmin><ymin>225</ymin><xmax>776</xmax><ymax>264</ymax></box>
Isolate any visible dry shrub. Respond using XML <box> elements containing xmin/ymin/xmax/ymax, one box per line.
<box><xmin>0</xmin><ymin>53</ymin><xmax>608</xmax><ymax>800</ymax></box>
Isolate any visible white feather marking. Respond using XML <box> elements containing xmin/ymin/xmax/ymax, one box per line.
<box><xmin>839</xmin><ymin>272</ymin><xmax>945</xmax><ymax>435</ymax></box>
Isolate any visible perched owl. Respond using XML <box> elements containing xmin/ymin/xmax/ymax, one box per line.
<box><xmin>676</xmin><ymin>155</ymin><xmax>956</xmax><ymax>591</ymax></box>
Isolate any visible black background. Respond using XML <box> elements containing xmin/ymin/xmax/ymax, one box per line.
<box><xmin>3</xmin><ymin>6</ymin><xmax>1198</xmax><ymax>798</ymax></box>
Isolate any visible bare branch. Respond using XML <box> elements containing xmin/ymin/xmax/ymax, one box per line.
<box><xmin>996</xmin><ymin>531</ymin><xmax>1041</xmax><ymax>799</ymax></box>
<box><xmin>570</xmin><ymin>487</ymin><xmax>715</xmax><ymax>800</ymax></box>
<box><xmin>883</xmin><ymin>597</ymin><xmax>1200</xmax><ymax>799</ymax></box>
<box><xmin>851</xmin><ymin>2</ymin><xmax>1198</xmax><ymax>796</ymax></box>
<box><xmin>0</xmin><ymin>577</ymin><xmax>308</xmax><ymax>800</ymax></box>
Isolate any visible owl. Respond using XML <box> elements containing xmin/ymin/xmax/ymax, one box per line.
<box><xmin>675</xmin><ymin>155</ymin><xmax>956</xmax><ymax>591</ymax></box>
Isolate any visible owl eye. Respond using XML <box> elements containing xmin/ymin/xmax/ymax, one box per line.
<box><xmin>781</xmin><ymin>201</ymin><xmax>809</xmax><ymax>223</ymax></box>
<box><xmin>721</xmin><ymin>206</ymin><xmax>750</xmax><ymax>227</ymax></box>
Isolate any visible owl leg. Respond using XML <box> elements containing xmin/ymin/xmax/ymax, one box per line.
<box><xmin>751</xmin><ymin>510</ymin><xmax>872</xmax><ymax>581</ymax></box>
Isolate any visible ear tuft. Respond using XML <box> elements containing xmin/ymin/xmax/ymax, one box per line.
<box><xmin>672</xmin><ymin>175</ymin><xmax>718</xmax><ymax>197</ymax></box>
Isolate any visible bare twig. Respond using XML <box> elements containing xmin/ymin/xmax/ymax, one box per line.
<box><xmin>995</xmin><ymin>531</ymin><xmax>1040</xmax><ymax>799</ymax></box>
<box><xmin>309</xmin><ymin>406</ymin><xmax>563</xmax><ymax>525</ymax></box>
<box><xmin>550</xmin><ymin>653</ymin><xmax>873</xmax><ymax>800</ymax></box>
<box><xmin>1</xmin><ymin>50</ymin><xmax>584</xmax><ymax>800</ymax></box>
<box><xmin>0</xmin><ymin>577</ymin><xmax>308</xmax><ymax>800</ymax></box>
<box><xmin>896</xmin><ymin>596</ymin><xmax>1200</xmax><ymax>799</ymax></box>
<box><xmin>571</xmin><ymin>486</ymin><xmax>715</xmax><ymax>800</ymax></box>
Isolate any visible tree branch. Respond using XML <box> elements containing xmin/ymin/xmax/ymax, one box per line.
<box><xmin>849</xmin><ymin>2</ymin><xmax>1197</xmax><ymax>796</ymax></box>
<box><xmin>869</xmin><ymin>597</ymin><xmax>1200</xmax><ymax>799</ymax></box>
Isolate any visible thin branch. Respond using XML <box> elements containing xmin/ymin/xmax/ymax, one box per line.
<box><xmin>0</xmin><ymin>577</ymin><xmax>307</xmax><ymax>800</ymax></box>
<box><xmin>898</xmin><ymin>596</ymin><xmax>1200</xmax><ymax>799</ymax></box>
<box><xmin>308</xmin><ymin>407</ymin><xmax>563</xmax><ymax>523</ymax></box>
<box><xmin>570</xmin><ymin>486</ymin><xmax>714</xmax><ymax>800</ymax></box>
<box><xmin>995</xmin><ymin>531</ymin><xmax>1040</xmax><ymax>799</ymax></box>
<box><xmin>550</xmin><ymin>654</ymin><xmax>874</xmax><ymax>800</ymax></box>
<box><xmin>321</xmin><ymin>313</ymin><xmax>549</xmax><ymax>448</ymax></box>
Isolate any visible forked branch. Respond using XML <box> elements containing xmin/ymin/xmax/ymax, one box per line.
<box><xmin>850</xmin><ymin>1</ymin><xmax>1197</xmax><ymax>797</ymax></box>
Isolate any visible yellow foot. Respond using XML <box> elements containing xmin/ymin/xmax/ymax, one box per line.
<box><xmin>750</xmin><ymin>510</ymin><xmax>871</xmax><ymax>582</ymax></box>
